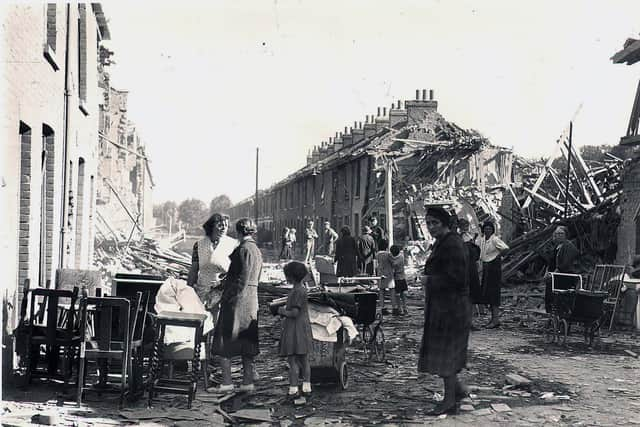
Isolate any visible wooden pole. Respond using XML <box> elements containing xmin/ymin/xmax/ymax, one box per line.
<box><xmin>564</xmin><ymin>122</ymin><xmax>573</xmax><ymax>218</ymax></box>
<box><xmin>385</xmin><ymin>160</ymin><xmax>394</xmax><ymax>246</ymax></box>
<box><xmin>255</xmin><ymin>147</ymin><xmax>259</xmax><ymax>235</ymax></box>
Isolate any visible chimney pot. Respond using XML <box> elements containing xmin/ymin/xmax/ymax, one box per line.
<box><xmin>365</xmin><ymin>115</ymin><xmax>369</xmax><ymax>124</ymax></box>
<box><xmin>397</xmin><ymin>100</ymin><xmax>401</xmax><ymax>109</ymax></box>
<box><xmin>350</xmin><ymin>127</ymin><xmax>353</xmax><ymax>133</ymax></box>
<box><xmin>429</xmin><ymin>89</ymin><xmax>434</xmax><ymax>100</ymax></box>
<box><xmin>422</xmin><ymin>89</ymin><xmax>427</xmax><ymax>101</ymax></box>
<box><xmin>377</xmin><ymin>107</ymin><xmax>381</xmax><ymax>117</ymax></box>
<box><xmin>354</xmin><ymin>121</ymin><xmax>357</xmax><ymax>129</ymax></box>
<box><xmin>335</xmin><ymin>132</ymin><xmax>339</xmax><ymax>138</ymax></box>
<box><xmin>359</xmin><ymin>121</ymin><xmax>363</xmax><ymax>129</ymax></box>
<box><xmin>344</xmin><ymin>126</ymin><xmax>348</xmax><ymax>134</ymax></box>
<box><xmin>383</xmin><ymin>107</ymin><xmax>387</xmax><ymax>116</ymax></box>
<box><xmin>329</xmin><ymin>137</ymin><xmax>332</xmax><ymax>143</ymax></box>
<box><xmin>339</xmin><ymin>132</ymin><xmax>343</xmax><ymax>137</ymax></box>
<box><xmin>416</xmin><ymin>89</ymin><xmax>420</xmax><ymax>100</ymax></box>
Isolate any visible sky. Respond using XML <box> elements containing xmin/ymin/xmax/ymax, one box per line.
<box><xmin>102</xmin><ymin>0</ymin><xmax>640</xmax><ymax>205</ymax></box>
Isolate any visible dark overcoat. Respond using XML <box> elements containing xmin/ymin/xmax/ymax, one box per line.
<box><xmin>335</xmin><ymin>235</ymin><xmax>358</xmax><ymax>277</ymax></box>
<box><xmin>212</xmin><ymin>237</ymin><xmax>262</xmax><ymax>358</ymax></box>
<box><xmin>418</xmin><ymin>231</ymin><xmax>471</xmax><ymax>377</ymax></box>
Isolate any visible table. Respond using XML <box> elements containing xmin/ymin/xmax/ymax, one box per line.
<box><xmin>147</xmin><ymin>311</ymin><xmax>207</xmax><ymax>408</ymax></box>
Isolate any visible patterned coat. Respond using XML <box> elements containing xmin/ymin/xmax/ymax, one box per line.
<box><xmin>211</xmin><ymin>237</ymin><xmax>262</xmax><ymax>358</ymax></box>
<box><xmin>418</xmin><ymin>231</ymin><xmax>471</xmax><ymax>377</ymax></box>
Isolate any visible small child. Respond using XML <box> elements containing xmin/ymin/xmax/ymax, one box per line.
<box><xmin>277</xmin><ymin>261</ymin><xmax>313</xmax><ymax>398</ymax></box>
<box><xmin>390</xmin><ymin>245</ymin><xmax>408</xmax><ymax>316</ymax></box>
<box><xmin>375</xmin><ymin>239</ymin><xmax>398</xmax><ymax>315</ymax></box>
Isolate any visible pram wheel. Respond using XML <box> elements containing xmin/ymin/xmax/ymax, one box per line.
<box><xmin>559</xmin><ymin>319</ymin><xmax>568</xmax><ymax>345</ymax></box>
<box><xmin>338</xmin><ymin>362</ymin><xmax>348</xmax><ymax>390</ymax></box>
<box><xmin>544</xmin><ymin>317</ymin><xmax>557</xmax><ymax>344</ymax></box>
<box><xmin>373</xmin><ymin>325</ymin><xmax>385</xmax><ymax>362</ymax></box>
<box><xmin>362</xmin><ymin>324</ymin><xmax>375</xmax><ymax>360</ymax></box>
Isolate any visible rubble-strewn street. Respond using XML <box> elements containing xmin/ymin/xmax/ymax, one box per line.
<box><xmin>5</xmin><ymin>3</ymin><xmax>640</xmax><ymax>426</ymax></box>
<box><xmin>3</xmin><ymin>264</ymin><xmax>640</xmax><ymax>426</ymax></box>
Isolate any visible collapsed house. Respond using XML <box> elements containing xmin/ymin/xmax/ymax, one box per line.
<box><xmin>95</xmin><ymin>79</ymin><xmax>155</xmax><ymax>245</ymax></box>
<box><xmin>228</xmin><ymin>89</ymin><xmax>513</xmax><ymax>249</ymax></box>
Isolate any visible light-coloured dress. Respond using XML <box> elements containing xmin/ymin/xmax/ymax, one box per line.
<box><xmin>191</xmin><ymin>235</ymin><xmax>238</xmax><ymax>309</ymax></box>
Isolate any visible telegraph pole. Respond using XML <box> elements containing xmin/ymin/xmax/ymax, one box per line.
<box><xmin>385</xmin><ymin>159</ymin><xmax>394</xmax><ymax>246</ymax></box>
<box><xmin>255</xmin><ymin>147</ymin><xmax>259</xmax><ymax>233</ymax></box>
<box><xmin>564</xmin><ymin>122</ymin><xmax>573</xmax><ymax>219</ymax></box>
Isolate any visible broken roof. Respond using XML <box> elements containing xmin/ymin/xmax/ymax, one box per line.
<box><xmin>612</xmin><ymin>37</ymin><xmax>640</xmax><ymax>65</ymax></box>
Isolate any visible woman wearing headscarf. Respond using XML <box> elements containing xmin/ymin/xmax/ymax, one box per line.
<box><xmin>544</xmin><ymin>225</ymin><xmax>579</xmax><ymax>313</ymax></box>
<box><xmin>187</xmin><ymin>213</ymin><xmax>238</xmax><ymax>320</ymax></box>
<box><xmin>419</xmin><ymin>207</ymin><xmax>471</xmax><ymax>416</ymax></box>
<box><xmin>211</xmin><ymin>218</ymin><xmax>263</xmax><ymax>392</ymax></box>
<box><xmin>334</xmin><ymin>226</ymin><xmax>358</xmax><ymax>277</ymax></box>
<box><xmin>476</xmin><ymin>220</ymin><xmax>509</xmax><ymax>329</ymax></box>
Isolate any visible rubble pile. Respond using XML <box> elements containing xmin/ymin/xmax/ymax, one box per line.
<box><xmin>93</xmin><ymin>238</ymin><xmax>191</xmax><ymax>282</ymax></box>
<box><xmin>501</xmin><ymin>147</ymin><xmax>626</xmax><ymax>282</ymax></box>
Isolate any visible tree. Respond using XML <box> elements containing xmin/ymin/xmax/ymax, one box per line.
<box><xmin>178</xmin><ymin>198</ymin><xmax>207</xmax><ymax>233</ymax></box>
<box><xmin>209</xmin><ymin>195</ymin><xmax>232</xmax><ymax>215</ymax></box>
<box><xmin>153</xmin><ymin>201</ymin><xmax>177</xmax><ymax>226</ymax></box>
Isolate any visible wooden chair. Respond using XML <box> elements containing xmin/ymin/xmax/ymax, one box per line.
<box><xmin>24</xmin><ymin>287</ymin><xmax>82</xmax><ymax>387</ymax></box>
<box><xmin>77</xmin><ymin>296</ymin><xmax>133</xmax><ymax>408</ymax></box>
<box><xmin>128</xmin><ymin>291</ymin><xmax>150</xmax><ymax>396</ymax></box>
<box><xmin>587</xmin><ymin>264</ymin><xmax>626</xmax><ymax>330</ymax></box>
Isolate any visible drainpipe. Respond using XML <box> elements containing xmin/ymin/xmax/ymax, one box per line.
<box><xmin>58</xmin><ymin>3</ymin><xmax>71</xmax><ymax>270</ymax></box>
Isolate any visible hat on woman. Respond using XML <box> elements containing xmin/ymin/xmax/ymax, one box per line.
<box><xmin>425</xmin><ymin>206</ymin><xmax>451</xmax><ymax>225</ymax></box>
<box><xmin>482</xmin><ymin>220</ymin><xmax>495</xmax><ymax>232</ymax></box>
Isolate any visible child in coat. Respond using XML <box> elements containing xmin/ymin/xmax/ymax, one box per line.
<box><xmin>375</xmin><ymin>239</ymin><xmax>398</xmax><ymax>315</ymax></box>
<box><xmin>277</xmin><ymin>261</ymin><xmax>313</xmax><ymax>398</ymax></box>
<box><xmin>390</xmin><ymin>245</ymin><xmax>408</xmax><ymax>315</ymax></box>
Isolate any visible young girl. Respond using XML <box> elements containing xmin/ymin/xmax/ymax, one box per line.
<box><xmin>277</xmin><ymin>261</ymin><xmax>313</xmax><ymax>398</ymax></box>
<box><xmin>390</xmin><ymin>245</ymin><xmax>408</xmax><ymax>316</ymax></box>
<box><xmin>375</xmin><ymin>239</ymin><xmax>398</xmax><ymax>315</ymax></box>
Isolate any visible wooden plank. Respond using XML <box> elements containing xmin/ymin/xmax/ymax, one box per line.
<box><xmin>523</xmin><ymin>187</ymin><xmax>565</xmax><ymax>212</ymax></box>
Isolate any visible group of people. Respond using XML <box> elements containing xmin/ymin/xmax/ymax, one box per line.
<box><xmin>185</xmin><ymin>208</ymin><xmax>583</xmax><ymax>412</ymax></box>
<box><xmin>279</xmin><ymin>220</ymin><xmax>341</xmax><ymax>262</ymax></box>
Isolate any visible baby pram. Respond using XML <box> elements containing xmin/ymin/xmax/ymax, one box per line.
<box><xmin>545</xmin><ymin>273</ymin><xmax>608</xmax><ymax>346</ymax></box>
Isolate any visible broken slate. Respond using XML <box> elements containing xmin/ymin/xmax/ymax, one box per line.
<box><xmin>491</xmin><ymin>403</ymin><xmax>512</xmax><ymax>413</ymax></box>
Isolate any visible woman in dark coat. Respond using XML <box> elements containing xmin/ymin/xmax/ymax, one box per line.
<box><xmin>334</xmin><ymin>226</ymin><xmax>358</xmax><ymax>277</ymax></box>
<box><xmin>419</xmin><ymin>207</ymin><xmax>471</xmax><ymax>415</ymax></box>
<box><xmin>211</xmin><ymin>218</ymin><xmax>263</xmax><ymax>392</ymax></box>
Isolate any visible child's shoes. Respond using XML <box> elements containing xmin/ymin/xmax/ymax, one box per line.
<box><xmin>301</xmin><ymin>382</ymin><xmax>312</xmax><ymax>397</ymax></box>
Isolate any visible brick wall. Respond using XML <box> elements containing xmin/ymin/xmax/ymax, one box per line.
<box><xmin>617</xmin><ymin>159</ymin><xmax>640</xmax><ymax>264</ymax></box>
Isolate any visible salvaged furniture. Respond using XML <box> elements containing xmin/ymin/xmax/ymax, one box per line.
<box><xmin>588</xmin><ymin>264</ymin><xmax>626</xmax><ymax>330</ymax></box>
<box><xmin>147</xmin><ymin>311</ymin><xmax>206</xmax><ymax>409</ymax></box>
<box><xmin>77</xmin><ymin>294</ymin><xmax>142</xmax><ymax>408</ymax></box>
<box><xmin>24</xmin><ymin>287</ymin><xmax>82</xmax><ymax>387</ymax></box>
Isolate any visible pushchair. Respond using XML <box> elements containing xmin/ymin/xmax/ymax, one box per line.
<box><xmin>545</xmin><ymin>273</ymin><xmax>608</xmax><ymax>346</ymax></box>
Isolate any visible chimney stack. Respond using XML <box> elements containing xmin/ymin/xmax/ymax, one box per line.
<box><xmin>352</xmin><ymin>119</ymin><xmax>364</xmax><ymax>144</ymax></box>
<box><xmin>390</xmin><ymin>98</ymin><xmax>407</xmax><ymax>128</ymax></box>
<box><xmin>364</xmin><ymin>114</ymin><xmax>377</xmax><ymax>138</ymax></box>
<box><xmin>405</xmin><ymin>88</ymin><xmax>438</xmax><ymax>126</ymax></box>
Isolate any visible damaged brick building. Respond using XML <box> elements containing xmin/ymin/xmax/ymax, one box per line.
<box><xmin>612</xmin><ymin>37</ymin><xmax>640</xmax><ymax>264</ymax></box>
<box><xmin>96</xmin><ymin>83</ymin><xmax>155</xmax><ymax>242</ymax></box>
<box><xmin>229</xmin><ymin>89</ymin><xmax>513</xmax><ymax>246</ymax></box>
<box><xmin>1</xmin><ymin>3</ymin><xmax>111</xmax><ymax>370</ymax></box>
